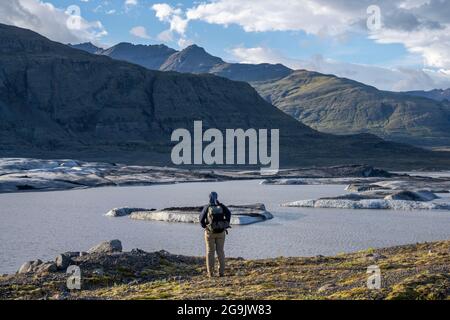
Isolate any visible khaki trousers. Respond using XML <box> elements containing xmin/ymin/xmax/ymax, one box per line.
<box><xmin>204</xmin><ymin>230</ymin><xmax>226</xmax><ymax>276</ymax></box>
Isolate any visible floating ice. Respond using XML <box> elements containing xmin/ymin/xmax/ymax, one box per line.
<box><xmin>105</xmin><ymin>207</ymin><xmax>151</xmax><ymax>217</ymax></box>
<box><xmin>283</xmin><ymin>199</ymin><xmax>450</xmax><ymax>211</ymax></box>
<box><xmin>107</xmin><ymin>204</ymin><xmax>273</xmax><ymax>225</ymax></box>
<box><xmin>261</xmin><ymin>177</ymin><xmax>382</xmax><ymax>185</ymax></box>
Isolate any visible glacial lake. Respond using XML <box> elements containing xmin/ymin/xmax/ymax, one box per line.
<box><xmin>1</xmin><ymin>180</ymin><xmax>450</xmax><ymax>274</ymax></box>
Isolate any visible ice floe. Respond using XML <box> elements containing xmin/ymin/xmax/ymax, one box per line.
<box><xmin>260</xmin><ymin>177</ymin><xmax>383</xmax><ymax>185</ymax></box>
<box><xmin>283</xmin><ymin>199</ymin><xmax>450</xmax><ymax>210</ymax></box>
<box><xmin>107</xmin><ymin>204</ymin><xmax>273</xmax><ymax>225</ymax></box>
<box><xmin>105</xmin><ymin>207</ymin><xmax>153</xmax><ymax>217</ymax></box>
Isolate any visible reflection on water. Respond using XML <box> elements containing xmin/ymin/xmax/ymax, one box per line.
<box><xmin>0</xmin><ymin>180</ymin><xmax>449</xmax><ymax>273</ymax></box>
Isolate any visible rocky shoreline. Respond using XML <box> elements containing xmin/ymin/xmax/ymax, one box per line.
<box><xmin>0</xmin><ymin>239</ymin><xmax>448</xmax><ymax>300</ymax></box>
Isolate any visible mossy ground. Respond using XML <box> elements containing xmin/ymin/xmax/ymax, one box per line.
<box><xmin>79</xmin><ymin>240</ymin><xmax>449</xmax><ymax>300</ymax></box>
<box><xmin>1</xmin><ymin>241</ymin><xmax>448</xmax><ymax>300</ymax></box>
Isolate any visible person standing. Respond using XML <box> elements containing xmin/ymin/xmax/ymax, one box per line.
<box><xmin>199</xmin><ymin>192</ymin><xmax>231</xmax><ymax>277</ymax></box>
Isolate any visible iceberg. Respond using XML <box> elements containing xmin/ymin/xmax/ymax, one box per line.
<box><xmin>261</xmin><ymin>177</ymin><xmax>384</xmax><ymax>185</ymax></box>
<box><xmin>105</xmin><ymin>207</ymin><xmax>153</xmax><ymax>217</ymax></box>
<box><xmin>107</xmin><ymin>203</ymin><xmax>273</xmax><ymax>225</ymax></box>
<box><xmin>283</xmin><ymin>199</ymin><xmax>450</xmax><ymax>211</ymax></box>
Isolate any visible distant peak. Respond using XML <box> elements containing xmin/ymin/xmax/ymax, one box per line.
<box><xmin>68</xmin><ymin>42</ymin><xmax>103</xmax><ymax>54</ymax></box>
<box><xmin>68</xmin><ymin>42</ymin><xmax>92</xmax><ymax>46</ymax></box>
<box><xmin>182</xmin><ymin>44</ymin><xmax>205</xmax><ymax>52</ymax></box>
<box><xmin>177</xmin><ymin>45</ymin><xmax>218</xmax><ymax>59</ymax></box>
<box><xmin>114</xmin><ymin>42</ymin><xmax>170</xmax><ymax>48</ymax></box>
<box><xmin>115</xmin><ymin>42</ymin><xmax>134</xmax><ymax>47</ymax></box>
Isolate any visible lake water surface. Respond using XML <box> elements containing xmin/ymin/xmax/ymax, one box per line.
<box><xmin>1</xmin><ymin>180</ymin><xmax>449</xmax><ymax>274</ymax></box>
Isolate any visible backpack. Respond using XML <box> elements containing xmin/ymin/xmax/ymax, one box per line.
<box><xmin>206</xmin><ymin>205</ymin><xmax>230</xmax><ymax>233</ymax></box>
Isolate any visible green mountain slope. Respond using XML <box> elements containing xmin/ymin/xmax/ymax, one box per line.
<box><xmin>253</xmin><ymin>70</ymin><xmax>450</xmax><ymax>147</ymax></box>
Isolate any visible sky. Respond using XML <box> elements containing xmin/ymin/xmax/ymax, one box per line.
<box><xmin>1</xmin><ymin>0</ymin><xmax>450</xmax><ymax>91</ymax></box>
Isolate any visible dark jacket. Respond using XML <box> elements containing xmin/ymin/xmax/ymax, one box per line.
<box><xmin>200</xmin><ymin>202</ymin><xmax>231</xmax><ymax>229</ymax></box>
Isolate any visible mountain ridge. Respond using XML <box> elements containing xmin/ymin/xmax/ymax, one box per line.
<box><xmin>404</xmin><ymin>88</ymin><xmax>450</xmax><ymax>102</ymax></box>
<box><xmin>74</xmin><ymin>41</ymin><xmax>293</xmax><ymax>83</ymax></box>
<box><xmin>69</xmin><ymin>41</ymin><xmax>450</xmax><ymax>148</ymax></box>
<box><xmin>69</xmin><ymin>42</ymin><xmax>103</xmax><ymax>54</ymax></box>
<box><xmin>1</xmin><ymin>23</ymin><xmax>449</xmax><ymax>169</ymax></box>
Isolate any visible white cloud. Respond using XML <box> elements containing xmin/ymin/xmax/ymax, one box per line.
<box><xmin>151</xmin><ymin>3</ymin><xmax>189</xmax><ymax>47</ymax></box>
<box><xmin>398</xmin><ymin>0</ymin><xmax>431</xmax><ymax>9</ymax></box>
<box><xmin>129</xmin><ymin>26</ymin><xmax>150</xmax><ymax>39</ymax></box>
<box><xmin>0</xmin><ymin>0</ymin><xmax>107</xmax><ymax>44</ymax></box>
<box><xmin>169</xmin><ymin>14</ymin><xmax>188</xmax><ymax>34</ymax></box>
<box><xmin>230</xmin><ymin>47</ymin><xmax>294</xmax><ymax>66</ymax></box>
<box><xmin>185</xmin><ymin>0</ymin><xmax>356</xmax><ymax>35</ymax></box>
<box><xmin>152</xmin><ymin>3</ymin><xmax>188</xmax><ymax>34</ymax></box>
<box><xmin>177</xmin><ymin>37</ymin><xmax>194</xmax><ymax>49</ymax></box>
<box><xmin>156</xmin><ymin>29</ymin><xmax>173</xmax><ymax>42</ymax></box>
<box><xmin>153</xmin><ymin>0</ymin><xmax>450</xmax><ymax>77</ymax></box>
<box><xmin>369</xmin><ymin>25</ymin><xmax>450</xmax><ymax>72</ymax></box>
<box><xmin>125</xmin><ymin>0</ymin><xmax>138</xmax><ymax>6</ymax></box>
<box><xmin>230</xmin><ymin>46</ymin><xmax>450</xmax><ymax>91</ymax></box>
<box><xmin>152</xmin><ymin>3</ymin><xmax>180</xmax><ymax>21</ymax></box>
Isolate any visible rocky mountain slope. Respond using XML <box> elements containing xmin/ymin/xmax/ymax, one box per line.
<box><xmin>158</xmin><ymin>44</ymin><xmax>292</xmax><ymax>82</ymax></box>
<box><xmin>69</xmin><ymin>42</ymin><xmax>103</xmax><ymax>55</ymax></box>
<box><xmin>75</xmin><ymin>42</ymin><xmax>292</xmax><ymax>83</ymax></box>
<box><xmin>73</xmin><ymin>42</ymin><xmax>450</xmax><ymax>148</ymax></box>
<box><xmin>100</xmin><ymin>42</ymin><xmax>177</xmax><ymax>71</ymax></box>
<box><xmin>253</xmin><ymin>70</ymin><xmax>450</xmax><ymax>147</ymax></box>
<box><xmin>1</xmin><ymin>24</ymin><xmax>304</xmax><ymax>165</ymax></box>
<box><xmin>1</xmin><ymin>23</ymin><xmax>450</xmax><ymax>168</ymax></box>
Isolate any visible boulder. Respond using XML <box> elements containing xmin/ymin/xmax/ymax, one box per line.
<box><xmin>17</xmin><ymin>259</ymin><xmax>56</xmax><ymax>274</ymax></box>
<box><xmin>93</xmin><ymin>268</ymin><xmax>105</xmax><ymax>276</ymax></box>
<box><xmin>87</xmin><ymin>240</ymin><xmax>122</xmax><ymax>254</ymax></box>
<box><xmin>18</xmin><ymin>261</ymin><xmax>34</xmax><ymax>274</ymax></box>
<box><xmin>318</xmin><ymin>283</ymin><xmax>337</xmax><ymax>292</ymax></box>
<box><xmin>51</xmin><ymin>292</ymin><xmax>70</xmax><ymax>300</ymax></box>
<box><xmin>37</xmin><ymin>262</ymin><xmax>57</xmax><ymax>273</ymax></box>
<box><xmin>63</xmin><ymin>251</ymin><xmax>81</xmax><ymax>258</ymax></box>
<box><xmin>55</xmin><ymin>254</ymin><xmax>72</xmax><ymax>270</ymax></box>
<box><xmin>31</xmin><ymin>259</ymin><xmax>43</xmax><ymax>267</ymax></box>
<box><xmin>365</xmin><ymin>253</ymin><xmax>387</xmax><ymax>262</ymax></box>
